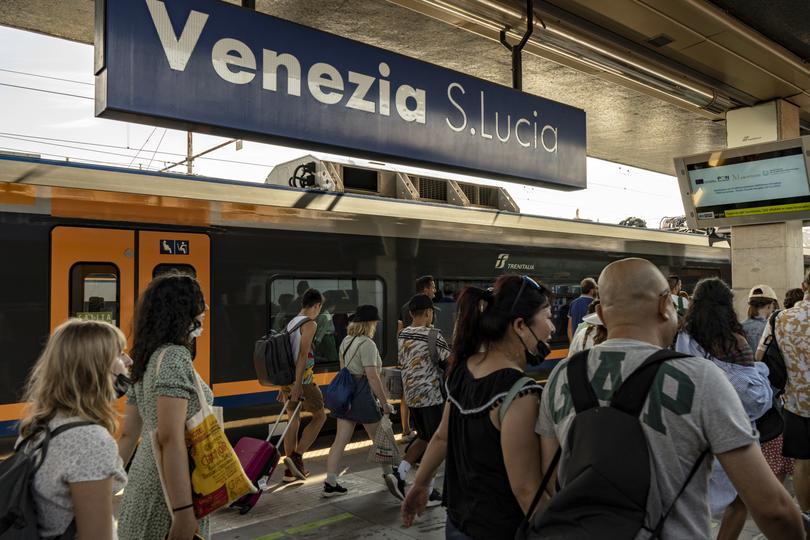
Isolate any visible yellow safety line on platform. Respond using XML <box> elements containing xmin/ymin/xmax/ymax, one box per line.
<box><xmin>254</xmin><ymin>512</ymin><xmax>354</xmax><ymax>539</ymax></box>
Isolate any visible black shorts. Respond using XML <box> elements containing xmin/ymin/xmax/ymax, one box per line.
<box><xmin>782</xmin><ymin>409</ymin><xmax>810</xmax><ymax>459</ymax></box>
<box><xmin>410</xmin><ymin>404</ymin><xmax>444</xmax><ymax>442</ymax></box>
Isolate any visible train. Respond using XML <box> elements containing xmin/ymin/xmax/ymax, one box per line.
<box><xmin>0</xmin><ymin>154</ymin><xmax>737</xmax><ymax>439</ymax></box>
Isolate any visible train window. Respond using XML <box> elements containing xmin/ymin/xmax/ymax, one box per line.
<box><xmin>268</xmin><ymin>276</ymin><xmax>386</xmax><ymax>367</ymax></box>
<box><xmin>435</xmin><ymin>278</ymin><xmax>577</xmax><ymax>347</ymax></box>
<box><xmin>69</xmin><ymin>263</ymin><xmax>120</xmax><ymax>326</ymax></box>
<box><xmin>153</xmin><ymin>263</ymin><xmax>197</xmax><ymax>278</ymax></box>
<box><xmin>433</xmin><ymin>278</ymin><xmax>493</xmax><ymax>339</ymax></box>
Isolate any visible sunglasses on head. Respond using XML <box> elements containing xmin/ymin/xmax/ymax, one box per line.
<box><xmin>510</xmin><ymin>275</ymin><xmax>541</xmax><ymax>314</ymax></box>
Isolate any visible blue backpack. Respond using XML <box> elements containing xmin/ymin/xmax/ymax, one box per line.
<box><xmin>324</xmin><ymin>337</ymin><xmax>361</xmax><ymax>415</ymax></box>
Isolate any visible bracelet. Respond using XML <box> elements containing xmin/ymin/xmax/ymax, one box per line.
<box><xmin>172</xmin><ymin>503</ymin><xmax>193</xmax><ymax>513</ymax></box>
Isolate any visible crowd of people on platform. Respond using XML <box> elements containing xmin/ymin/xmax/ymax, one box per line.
<box><xmin>11</xmin><ymin>261</ymin><xmax>810</xmax><ymax>539</ymax></box>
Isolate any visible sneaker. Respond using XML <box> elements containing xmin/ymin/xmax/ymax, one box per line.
<box><xmin>401</xmin><ymin>430</ymin><xmax>418</xmax><ymax>444</ymax></box>
<box><xmin>284</xmin><ymin>453</ymin><xmax>309</xmax><ymax>480</ymax></box>
<box><xmin>322</xmin><ymin>482</ymin><xmax>348</xmax><ymax>498</ymax></box>
<box><xmin>282</xmin><ymin>469</ymin><xmax>297</xmax><ymax>483</ymax></box>
<box><xmin>383</xmin><ymin>469</ymin><xmax>406</xmax><ymax>501</ymax></box>
<box><xmin>426</xmin><ymin>489</ymin><xmax>443</xmax><ymax>508</ymax></box>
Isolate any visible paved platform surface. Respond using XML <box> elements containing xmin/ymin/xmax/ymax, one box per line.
<box><xmin>209</xmin><ymin>434</ymin><xmax>778</xmax><ymax>540</ymax></box>
<box><xmin>211</xmin><ymin>436</ymin><xmax>446</xmax><ymax>540</ymax></box>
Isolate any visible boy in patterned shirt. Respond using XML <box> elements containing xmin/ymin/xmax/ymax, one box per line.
<box><xmin>384</xmin><ymin>294</ymin><xmax>450</xmax><ymax>506</ymax></box>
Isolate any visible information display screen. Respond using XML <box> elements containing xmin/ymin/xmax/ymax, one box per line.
<box><xmin>687</xmin><ymin>148</ymin><xmax>810</xmax><ymax>220</ymax></box>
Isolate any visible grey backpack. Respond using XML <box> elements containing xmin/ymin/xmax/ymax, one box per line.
<box><xmin>0</xmin><ymin>421</ymin><xmax>94</xmax><ymax>539</ymax></box>
<box><xmin>254</xmin><ymin>318</ymin><xmax>313</xmax><ymax>386</ymax></box>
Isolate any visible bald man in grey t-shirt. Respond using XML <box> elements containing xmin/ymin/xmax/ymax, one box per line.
<box><xmin>537</xmin><ymin>258</ymin><xmax>802</xmax><ymax>539</ymax></box>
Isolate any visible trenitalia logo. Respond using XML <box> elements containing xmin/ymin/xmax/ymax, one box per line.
<box><xmin>495</xmin><ymin>254</ymin><xmax>536</xmax><ymax>271</ymax></box>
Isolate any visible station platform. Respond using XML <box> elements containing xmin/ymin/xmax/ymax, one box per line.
<box><xmin>208</xmin><ymin>432</ymin><xmax>773</xmax><ymax>540</ymax></box>
<box><xmin>211</xmin><ymin>436</ymin><xmax>446</xmax><ymax>540</ymax></box>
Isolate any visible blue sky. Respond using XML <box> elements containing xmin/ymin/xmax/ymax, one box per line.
<box><xmin>0</xmin><ymin>25</ymin><xmax>686</xmax><ymax>226</ymax></box>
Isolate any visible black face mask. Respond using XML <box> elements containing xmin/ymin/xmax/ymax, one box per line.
<box><xmin>114</xmin><ymin>373</ymin><xmax>132</xmax><ymax>399</ymax></box>
<box><xmin>519</xmin><ymin>327</ymin><xmax>551</xmax><ymax>366</ymax></box>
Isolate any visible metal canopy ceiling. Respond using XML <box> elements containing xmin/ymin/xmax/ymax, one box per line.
<box><xmin>709</xmin><ymin>0</ymin><xmax>810</xmax><ymax>63</ymax></box>
<box><xmin>2</xmin><ymin>0</ymin><xmax>808</xmax><ymax>177</ymax></box>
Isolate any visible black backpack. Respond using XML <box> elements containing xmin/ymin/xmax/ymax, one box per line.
<box><xmin>0</xmin><ymin>421</ymin><xmax>94</xmax><ymax>539</ymax></box>
<box><xmin>761</xmin><ymin>310</ymin><xmax>787</xmax><ymax>392</ymax></box>
<box><xmin>755</xmin><ymin>310</ymin><xmax>788</xmax><ymax>443</ymax></box>
<box><xmin>517</xmin><ymin>349</ymin><xmax>708</xmax><ymax>540</ymax></box>
<box><xmin>254</xmin><ymin>318</ymin><xmax>313</xmax><ymax>387</ymax></box>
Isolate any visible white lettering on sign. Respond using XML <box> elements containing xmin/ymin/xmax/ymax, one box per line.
<box><xmin>144</xmin><ymin>0</ymin><xmax>559</xmax><ymax>150</ymax></box>
<box><xmin>308</xmin><ymin>63</ymin><xmax>344</xmax><ymax>105</ymax></box>
<box><xmin>263</xmin><ymin>50</ymin><xmax>302</xmax><ymax>96</ymax></box>
<box><xmin>212</xmin><ymin>38</ymin><xmax>256</xmax><ymax>84</ymax></box>
<box><xmin>446</xmin><ymin>83</ymin><xmax>467</xmax><ymax>132</ymax></box>
<box><xmin>145</xmin><ymin>0</ymin><xmax>208</xmax><ymax>71</ymax></box>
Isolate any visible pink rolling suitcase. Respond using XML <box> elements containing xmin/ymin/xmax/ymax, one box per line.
<box><xmin>231</xmin><ymin>400</ymin><xmax>303</xmax><ymax>514</ymax></box>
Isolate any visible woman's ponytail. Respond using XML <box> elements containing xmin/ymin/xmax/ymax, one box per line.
<box><xmin>450</xmin><ymin>287</ymin><xmax>494</xmax><ymax>369</ymax></box>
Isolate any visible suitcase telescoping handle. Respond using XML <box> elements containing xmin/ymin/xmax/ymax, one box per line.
<box><xmin>267</xmin><ymin>399</ymin><xmax>303</xmax><ymax>443</ymax></box>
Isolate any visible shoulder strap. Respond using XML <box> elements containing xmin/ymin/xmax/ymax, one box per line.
<box><xmin>767</xmin><ymin>310</ymin><xmax>781</xmax><ymax>347</ymax></box>
<box><xmin>427</xmin><ymin>328</ymin><xmax>439</xmax><ymax>365</ymax></box>
<box><xmin>498</xmin><ymin>376</ymin><xmax>535</xmax><ymax>424</ymax></box>
<box><xmin>17</xmin><ymin>421</ymin><xmax>97</xmax><ymax>475</ymax></box>
<box><xmin>50</xmin><ymin>421</ymin><xmax>96</xmax><ymax>439</ymax></box>
<box><xmin>610</xmin><ymin>349</ymin><xmax>690</xmax><ymax>416</ymax></box>
<box><xmin>566</xmin><ymin>350</ymin><xmax>599</xmax><ymax>413</ymax></box>
<box><xmin>522</xmin><ymin>447</ymin><xmax>562</xmax><ymax>527</ymax></box>
<box><xmin>288</xmin><ymin>317</ymin><xmax>314</xmax><ymax>334</ymax></box>
<box><xmin>649</xmin><ymin>449</ymin><xmax>709</xmax><ymax>538</ymax></box>
<box><xmin>341</xmin><ymin>337</ymin><xmax>360</xmax><ymax>369</ymax></box>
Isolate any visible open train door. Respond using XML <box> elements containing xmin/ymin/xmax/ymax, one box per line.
<box><xmin>137</xmin><ymin>231</ymin><xmax>211</xmax><ymax>384</ymax></box>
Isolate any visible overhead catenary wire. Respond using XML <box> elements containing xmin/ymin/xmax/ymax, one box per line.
<box><xmin>146</xmin><ymin>129</ymin><xmax>168</xmax><ymax>171</ymax></box>
<box><xmin>0</xmin><ymin>82</ymin><xmax>93</xmax><ymax>100</ymax></box>
<box><xmin>0</xmin><ymin>67</ymin><xmax>93</xmax><ymax>86</ymax></box>
<box><xmin>0</xmin><ymin>145</ymin><xmax>163</xmax><ymax>171</ymax></box>
<box><xmin>0</xmin><ymin>134</ymin><xmax>169</xmax><ymax>165</ymax></box>
<box><xmin>127</xmin><ymin>127</ymin><xmax>157</xmax><ymax>168</ymax></box>
<box><xmin>0</xmin><ymin>132</ymin><xmax>276</xmax><ymax>168</ymax></box>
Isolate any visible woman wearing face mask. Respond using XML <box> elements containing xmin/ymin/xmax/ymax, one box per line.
<box><xmin>401</xmin><ymin>275</ymin><xmax>555</xmax><ymax>539</ymax></box>
<box><xmin>18</xmin><ymin>319</ymin><xmax>128</xmax><ymax>539</ymax></box>
<box><xmin>118</xmin><ymin>273</ymin><xmax>211</xmax><ymax>540</ymax></box>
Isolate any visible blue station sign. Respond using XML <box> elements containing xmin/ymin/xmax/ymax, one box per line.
<box><xmin>95</xmin><ymin>0</ymin><xmax>587</xmax><ymax>188</ymax></box>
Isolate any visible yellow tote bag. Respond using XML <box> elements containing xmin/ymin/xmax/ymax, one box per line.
<box><xmin>151</xmin><ymin>350</ymin><xmax>256</xmax><ymax>519</ymax></box>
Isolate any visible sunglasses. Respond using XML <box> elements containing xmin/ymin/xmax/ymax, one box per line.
<box><xmin>509</xmin><ymin>275</ymin><xmax>542</xmax><ymax>314</ymax></box>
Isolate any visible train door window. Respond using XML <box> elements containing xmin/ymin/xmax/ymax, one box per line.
<box><xmin>268</xmin><ymin>276</ymin><xmax>386</xmax><ymax>368</ymax></box>
<box><xmin>153</xmin><ymin>263</ymin><xmax>197</xmax><ymax>278</ymax></box>
<box><xmin>69</xmin><ymin>263</ymin><xmax>120</xmax><ymax>326</ymax></box>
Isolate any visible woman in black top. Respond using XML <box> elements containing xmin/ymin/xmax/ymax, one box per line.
<box><xmin>401</xmin><ymin>275</ymin><xmax>555</xmax><ymax>539</ymax></box>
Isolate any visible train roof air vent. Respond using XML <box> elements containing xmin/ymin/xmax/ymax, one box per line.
<box><xmin>418</xmin><ymin>176</ymin><xmax>447</xmax><ymax>202</ymax></box>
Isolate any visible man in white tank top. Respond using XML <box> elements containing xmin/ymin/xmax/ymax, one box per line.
<box><xmin>280</xmin><ymin>288</ymin><xmax>326</xmax><ymax>483</ymax></box>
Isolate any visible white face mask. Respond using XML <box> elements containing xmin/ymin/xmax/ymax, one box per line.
<box><xmin>189</xmin><ymin>321</ymin><xmax>203</xmax><ymax>339</ymax></box>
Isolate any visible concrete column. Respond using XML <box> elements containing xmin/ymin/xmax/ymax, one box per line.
<box><xmin>729</xmin><ymin>99</ymin><xmax>803</xmax><ymax>317</ymax></box>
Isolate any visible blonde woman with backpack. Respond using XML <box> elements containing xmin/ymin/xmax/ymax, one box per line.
<box><xmin>17</xmin><ymin>319</ymin><xmax>129</xmax><ymax>539</ymax></box>
<box><xmin>323</xmin><ymin>305</ymin><xmax>394</xmax><ymax>497</ymax></box>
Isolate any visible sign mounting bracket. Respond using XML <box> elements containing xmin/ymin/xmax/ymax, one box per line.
<box><xmin>499</xmin><ymin>0</ymin><xmax>543</xmax><ymax>91</ymax></box>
